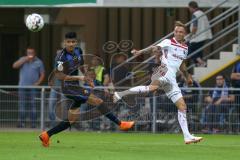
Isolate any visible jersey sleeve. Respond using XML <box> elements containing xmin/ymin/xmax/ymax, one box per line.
<box><xmin>232</xmin><ymin>64</ymin><xmax>236</xmax><ymax>73</ymax></box>
<box><xmin>78</xmin><ymin>48</ymin><xmax>84</xmax><ymax>66</ymax></box>
<box><xmin>54</xmin><ymin>51</ymin><xmax>65</xmax><ymax>71</ymax></box>
<box><xmin>156</xmin><ymin>39</ymin><xmax>171</xmax><ymax>49</ymax></box>
<box><xmin>55</xmin><ymin>53</ymin><xmax>61</xmax><ymax>67</ymax></box>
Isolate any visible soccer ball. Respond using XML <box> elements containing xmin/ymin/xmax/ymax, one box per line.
<box><xmin>25</xmin><ymin>13</ymin><xmax>44</xmax><ymax>32</ymax></box>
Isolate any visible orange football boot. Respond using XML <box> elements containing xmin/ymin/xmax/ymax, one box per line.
<box><xmin>119</xmin><ymin>121</ymin><xmax>135</xmax><ymax>131</ymax></box>
<box><xmin>39</xmin><ymin>131</ymin><xmax>50</xmax><ymax>147</ymax></box>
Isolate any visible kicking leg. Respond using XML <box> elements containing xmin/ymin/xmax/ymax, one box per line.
<box><xmin>113</xmin><ymin>80</ymin><xmax>160</xmax><ymax>103</ymax></box>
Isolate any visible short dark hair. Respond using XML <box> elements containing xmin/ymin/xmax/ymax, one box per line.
<box><xmin>188</xmin><ymin>1</ymin><xmax>199</xmax><ymax>9</ymax></box>
<box><xmin>26</xmin><ymin>46</ymin><xmax>35</xmax><ymax>51</ymax></box>
<box><xmin>65</xmin><ymin>32</ymin><xmax>77</xmax><ymax>39</ymax></box>
<box><xmin>216</xmin><ymin>74</ymin><xmax>225</xmax><ymax>79</ymax></box>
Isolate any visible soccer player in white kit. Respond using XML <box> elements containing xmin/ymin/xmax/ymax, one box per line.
<box><xmin>113</xmin><ymin>21</ymin><xmax>203</xmax><ymax>144</ymax></box>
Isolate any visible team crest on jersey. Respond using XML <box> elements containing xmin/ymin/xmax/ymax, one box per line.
<box><xmin>57</xmin><ymin>61</ymin><xmax>64</xmax><ymax>71</ymax></box>
<box><xmin>73</xmin><ymin>55</ymin><xmax>79</xmax><ymax>61</ymax></box>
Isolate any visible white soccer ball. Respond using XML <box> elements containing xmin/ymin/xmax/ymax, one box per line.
<box><xmin>25</xmin><ymin>13</ymin><xmax>44</xmax><ymax>32</ymax></box>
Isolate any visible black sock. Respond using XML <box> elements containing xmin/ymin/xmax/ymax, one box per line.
<box><xmin>105</xmin><ymin>113</ymin><xmax>121</xmax><ymax>125</ymax></box>
<box><xmin>47</xmin><ymin>119</ymin><xmax>71</xmax><ymax>137</ymax></box>
<box><xmin>97</xmin><ymin>103</ymin><xmax>121</xmax><ymax>126</ymax></box>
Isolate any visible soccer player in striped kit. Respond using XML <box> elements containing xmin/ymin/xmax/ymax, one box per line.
<box><xmin>39</xmin><ymin>32</ymin><xmax>134</xmax><ymax>147</ymax></box>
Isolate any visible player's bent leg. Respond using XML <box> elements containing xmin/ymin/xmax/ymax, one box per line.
<box><xmin>68</xmin><ymin>108</ymin><xmax>81</xmax><ymax>124</ymax></box>
<box><xmin>175</xmin><ymin>97</ymin><xmax>187</xmax><ymax>111</ymax></box>
<box><xmin>175</xmin><ymin>97</ymin><xmax>203</xmax><ymax>144</ymax></box>
<box><xmin>86</xmin><ymin>93</ymin><xmax>103</xmax><ymax>106</ymax></box>
<box><xmin>86</xmin><ymin>94</ymin><xmax>117</xmax><ymax>123</ymax></box>
<box><xmin>87</xmin><ymin>93</ymin><xmax>135</xmax><ymax>131</ymax></box>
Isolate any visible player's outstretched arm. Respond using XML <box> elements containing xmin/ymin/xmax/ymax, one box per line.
<box><xmin>132</xmin><ymin>46</ymin><xmax>161</xmax><ymax>56</ymax></box>
<box><xmin>54</xmin><ymin>71</ymin><xmax>85</xmax><ymax>81</ymax></box>
<box><xmin>55</xmin><ymin>71</ymin><xmax>94</xmax><ymax>87</ymax></box>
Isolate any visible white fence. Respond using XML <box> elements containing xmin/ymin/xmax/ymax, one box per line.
<box><xmin>0</xmin><ymin>86</ymin><xmax>239</xmax><ymax>134</ymax></box>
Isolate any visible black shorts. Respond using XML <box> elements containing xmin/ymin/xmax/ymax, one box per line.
<box><xmin>65</xmin><ymin>94</ymin><xmax>89</xmax><ymax>109</ymax></box>
<box><xmin>63</xmin><ymin>87</ymin><xmax>104</xmax><ymax>110</ymax></box>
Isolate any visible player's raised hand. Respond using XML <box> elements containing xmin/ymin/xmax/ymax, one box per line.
<box><xmin>152</xmin><ymin>46</ymin><xmax>162</xmax><ymax>59</ymax></box>
<box><xmin>104</xmin><ymin>88</ymin><xmax>111</xmax><ymax>97</ymax></box>
<box><xmin>84</xmin><ymin>76</ymin><xmax>95</xmax><ymax>88</ymax></box>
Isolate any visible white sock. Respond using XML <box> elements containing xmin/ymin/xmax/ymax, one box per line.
<box><xmin>177</xmin><ymin>110</ymin><xmax>192</xmax><ymax>139</ymax></box>
<box><xmin>129</xmin><ymin>86</ymin><xmax>149</xmax><ymax>94</ymax></box>
<box><xmin>120</xmin><ymin>86</ymin><xmax>150</xmax><ymax>97</ymax></box>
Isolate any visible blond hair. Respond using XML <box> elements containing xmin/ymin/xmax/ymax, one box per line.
<box><xmin>175</xmin><ymin>21</ymin><xmax>186</xmax><ymax>30</ymax></box>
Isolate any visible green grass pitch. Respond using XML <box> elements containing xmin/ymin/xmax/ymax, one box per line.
<box><xmin>0</xmin><ymin>132</ymin><xmax>240</xmax><ymax>160</ymax></box>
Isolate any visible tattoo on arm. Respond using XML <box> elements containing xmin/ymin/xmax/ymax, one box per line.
<box><xmin>140</xmin><ymin>46</ymin><xmax>156</xmax><ymax>54</ymax></box>
<box><xmin>182</xmin><ymin>70</ymin><xmax>189</xmax><ymax>79</ymax></box>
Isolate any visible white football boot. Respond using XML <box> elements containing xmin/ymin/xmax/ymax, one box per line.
<box><xmin>184</xmin><ymin>135</ymin><xmax>203</xmax><ymax>144</ymax></box>
<box><xmin>113</xmin><ymin>92</ymin><xmax>122</xmax><ymax>103</ymax></box>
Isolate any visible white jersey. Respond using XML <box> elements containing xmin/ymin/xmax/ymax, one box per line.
<box><xmin>151</xmin><ymin>38</ymin><xmax>188</xmax><ymax>103</ymax></box>
<box><xmin>155</xmin><ymin>37</ymin><xmax>188</xmax><ymax>78</ymax></box>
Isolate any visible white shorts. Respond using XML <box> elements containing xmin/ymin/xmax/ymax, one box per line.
<box><xmin>151</xmin><ymin>74</ymin><xmax>182</xmax><ymax>103</ymax></box>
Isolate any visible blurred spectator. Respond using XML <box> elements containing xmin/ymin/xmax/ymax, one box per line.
<box><xmin>188</xmin><ymin>1</ymin><xmax>212</xmax><ymax>67</ymax></box>
<box><xmin>84</xmin><ymin>69</ymin><xmax>102</xmax><ymax>88</ymax></box>
<box><xmin>48</xmin><ymin>88</ymin><xmax>58</xmax><ymax>128</ymax></box>
<box><xmin>80</xmin><ymin>69</ymin><xmax>102</xmax><ymax>130</ymax></box>
<box><xmin>178</xmin><ymin>73</ymin><xmax>202</xmax><ymax>113</ymax></box>
<box><xmin>12</xmin><ymin>47</ymin><xmax>45</xmax><ymax>128</ymax></box>
<box><xmin>48</xmin><ymin>49</ymin><xmax>63</xmax><ymax>128</ymax></box>
<box><xmin>201</xmin><ymin>74</ymin><xmax>235</xmax><ymax>133</ymax></box>
<box><xmin>230</xmin><ymin>61</ymin><xmax>240</xmax><ymax>131</ymax></box>
<box><xmin>90</xmin><ymin>56</ymin><xmax>110</xmax><ymax>94</ymax></box>
<box><xmin>178</xmin><ymin>73</ymin><xmax>202</xmax><ymax>131</ymax></box>
<box><xmin>231</xmin><ymin>61</ymin><xmax>240</xmax><ymax>100</ymax></box>
<box><xmin>110</xmin><ymin>53</ymin><xmax>129</xmax><ymax>86</ymax></box>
